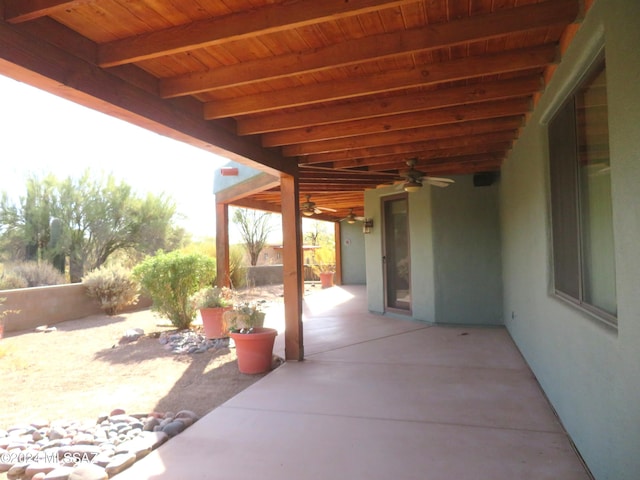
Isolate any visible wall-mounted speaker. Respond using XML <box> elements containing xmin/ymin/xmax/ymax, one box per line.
<box><xmin>473</xmin><ymin>172</ymin><xmax>498</xmax><ymax>187</ymax></box>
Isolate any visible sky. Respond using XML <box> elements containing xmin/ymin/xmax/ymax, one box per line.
<box><xmin>0</xmin><ymin>73</ymin><xmax>230</xmax><ymax>239</ymax></box>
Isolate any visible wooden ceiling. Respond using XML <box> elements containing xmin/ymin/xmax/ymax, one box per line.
<box><xmin>0</xmin><ymin>0</ymin><xmax>581</xmax><ymax>222</ymax></box>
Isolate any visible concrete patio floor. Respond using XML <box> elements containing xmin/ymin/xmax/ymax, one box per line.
<box><xmin>116</xmin><ymin>285</ymin><xmax>592</xmax><ymax>480</ymax></box>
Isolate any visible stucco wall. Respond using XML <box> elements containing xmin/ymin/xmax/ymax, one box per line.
<box><xmin>340</xmin><ymin>221</ymin><xmax>366</xmax><ymax>285</ymax></box>
<box><xmin>1</xmin><ymin>284</ymin><xmax>151</xmax><ymax>333</ymax></box>
<box><xmin>240</xmin><ymin>265</ymin><xmax>284</xmax><ymax>286</ymax></box>
<box><xmin>432</xmin><ymin>175</ymin><xmax>503</xmax><ymax>325</ymax></box>
<box><xmin>500</xmin><ymin>1</ymin><xmax>640</xmax><ymax>478</ymax></box>
<box><xmin>366</xmin><ymin>179</ymin><xmax>502</xmax><ymax>324</ymax></box>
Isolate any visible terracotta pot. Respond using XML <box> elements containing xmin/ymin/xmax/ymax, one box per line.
<box><xmin>200</xmin><ymin>306</ymin><xmax>232</xmax><ymax>339</ymax></box>
<box><xmin>319</xmin><ymin>271</ymin><xmax>334</xmax><ymax>289</ymax></box>
<box><xmin>230</xmin><ymin>327</ymin><xmax>278</xmax><ymax>374</ymax></box>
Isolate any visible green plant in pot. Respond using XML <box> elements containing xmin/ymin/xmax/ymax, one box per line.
<box><xmin>191</xmin><ymin>286</ymin><xmax>234</xmax><ymax>339</ymax></box>
<box><xmin>225</xmin><ymin>302</ymin><xmax>276</xmax><ymax>374</ymax></box>
<box><xmin>311</xmin><ymin>246</ymin><xmax>336</xmax><ymax>289</ymax></box>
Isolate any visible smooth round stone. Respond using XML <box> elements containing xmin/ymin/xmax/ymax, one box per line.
<box><xmin>25</xmin><ymin>462</ymin><xmax>59</xmax><ymax>477</ymax></box>
<box><xmin>160</xmin><ymin>421</ymin><xmax>186</xmax><ymax>437</ymax></box>
<box><xmin>43</xmin><ymin>466</ymin><xmax>74</xmax><ymax>479</ymax></box>
<box><xmin>68</xmin><ymin>464</ymin><xmax>108</xmax><ymax>480</ymax></box>
<box><xmin>105</xmin><ymin>452</ymin><xmax>136</xmax><ymax>476</ymax></box>
<box><xmin>7</xmin><ymin>463</ymin><xmax>29</xmax><ymax>476</ymax></box>
<box><xmin>48</xmin><ymin>428</ymin><xmax>66</xmax><ymax>441</ymax></box>
<box><xmin>175</xmin><ymin>410</ymin><xmax>198</xmax><ymax>421</ymax></box>
<box><xmin>143</xmin><ymin>417</ymin><xmax>160</xmax><ymax>432</ymax></box>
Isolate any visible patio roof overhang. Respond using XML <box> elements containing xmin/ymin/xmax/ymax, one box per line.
<box><xmin>0</xmin><ymin>0</ymin><xmax>583</xmax><ymax>361</ymax></box>
<box><xmin>0</xmin><ymin>0</ymin><xmax>582</xmax><ymax>220</ymax></box>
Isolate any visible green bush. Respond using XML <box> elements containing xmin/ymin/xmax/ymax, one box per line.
<box><xmin>83</xmin><ymin>265</ymin><xmax>140</xmax><ymax>315</ymax></box>
<box><xmin>0</xmin><ymin>271</ymin><xmax>28</xmax><ymax>290</ymax></box>
<box><xmin>133</xmin><ymin>251</ymin><xmax>216</xmax><ymax>330</ymax></box>
<box><xmin>6</xmin><ymin>261</ymin><xmax>65</xmax><ymax>287</ymax></box>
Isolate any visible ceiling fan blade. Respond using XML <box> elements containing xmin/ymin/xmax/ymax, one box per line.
<box><xmin>317</xmin><ymin>206</ymin><xmax>337</xmax><ymax>212</ymax></box>
<box><xmin>426</xmin><ymin>176</ymin><xmax>455</xmax><ymax>183</ymax></box>
<box><xmin>426</xmin><ymin>179</ymin><xmax>452</xmax><ymax>188</ymax></box>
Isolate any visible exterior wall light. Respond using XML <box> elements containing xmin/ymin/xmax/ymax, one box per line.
<box><xmin>363</xmin><ymin>218</ymin><xmax>373</xmax><ymax>234</ymax></box>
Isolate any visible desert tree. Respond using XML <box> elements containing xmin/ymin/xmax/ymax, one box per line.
<box><xmin>232</xmin><ymin>207</ymin><xmax>274</xmax><ymax>266</ymax></box>
<box><xmin>0</xmin><ymin>170</ymin><xmax>185</xmax><ymax>282</ymax></box>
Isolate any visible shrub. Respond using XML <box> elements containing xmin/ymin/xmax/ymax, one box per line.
<box><xmin>6</xmin><ymin>261</ymin><xmax>65</xmax><ymax>287</ymax></box>
<box><xmin>133</xmin><ymin>251</ymin><xmax>216</xmax><ymax>330</ymax></box>
<box><xmin>0</xmin><ymin>271</ymin><xmax>28</xmax><ymax>290</ymax></box>
<box><xmin>311</xmin><ymin>246</ymin><xmax>336</xmax><ymax>276</ymax></box>
<box><xmin>83</xmin><ymin>265</ymin><xmax>140</xmax><ymax>315</ymax></box>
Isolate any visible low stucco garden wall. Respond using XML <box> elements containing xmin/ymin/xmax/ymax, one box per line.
<box><xmin>1</xmin><ymin>284</ymin><xmax>151</xmax><ymax>334</ymax></box>
<box><xmin>239</xmin><ymin>265</ymin><xmax>283</xmax><ymax>287</ymax></box>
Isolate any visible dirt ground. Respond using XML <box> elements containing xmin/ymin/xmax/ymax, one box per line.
<box><xmin>0</xmin><ymin>284</ymin><xmax>293</xmax><ymax>430</ymax></box>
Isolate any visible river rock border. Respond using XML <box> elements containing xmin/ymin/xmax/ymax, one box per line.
<box><xmin>0</xmin><ymin>408</ymin><xmax>199</xmax><ymax>479</ymax></box>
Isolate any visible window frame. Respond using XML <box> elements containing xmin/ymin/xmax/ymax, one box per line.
<box><xmin>547</xmin><ymin>51</ymin><xmax>617</xmax><ymax>327</ymax></box>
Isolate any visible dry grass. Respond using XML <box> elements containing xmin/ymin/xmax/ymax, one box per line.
<box><xmin>0</xmin><ymin>284</ymin><xmax>291</xmax><ymax>430</ymax></box>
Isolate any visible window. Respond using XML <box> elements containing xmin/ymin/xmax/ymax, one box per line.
<box><xmin>548</xmin><ymin>56</ymin><xmax>617</xmax><ymax>325</ymax></box>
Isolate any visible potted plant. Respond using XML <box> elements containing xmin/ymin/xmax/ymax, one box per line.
<box><xmin>312</xmin><ymin>246</ymin><xmax>336</xmax><ymax>289</ymax></box>
<box><xmin>191</xmin><ymin>286</ymin><xmax>234</xmax><ymax>339</ymax></box>
<box><xmin>225</xmin><ymin>302</ymin><xmax>276</xmax><ymax>374</ymax></box>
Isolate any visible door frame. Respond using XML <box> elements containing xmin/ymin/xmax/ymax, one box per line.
<box><xmin>381</xmin><ymin>193</ymin><xmax>412</xmax><ymax>315</ymax></box>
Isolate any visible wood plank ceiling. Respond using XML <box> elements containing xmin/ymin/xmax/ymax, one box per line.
<box><xmin>1</xmin><ymin>0</ymin><xmax>581</xmax><ymax>222</ymax></box>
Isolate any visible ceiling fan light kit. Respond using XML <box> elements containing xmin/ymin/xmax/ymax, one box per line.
<box><xmin>403</xmin><ymin>179</ymin><xmax>423</xmax><ymax>192</ymax></box>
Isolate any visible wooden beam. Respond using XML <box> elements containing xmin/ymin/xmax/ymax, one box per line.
<box><xmin>281</xmin><ymin>173</ymin><xmax>304</xmax><ymax>361</ymax></box>
<box><xmin>162</xmin><ymin>0</ymin><xmax>577</xmax><ymax>99</ymax></box>
<box><xmin>293</xmin><ymin>116</ymin><xmax>524</xmax><ymax>158</ymax></box>
<box><xmin>215</xmin><ymin>202</ymin><xmax>230</xmax><ymax>288</ymax></box>
<box><xmin>420</xmin><ymin>160</ymin><xmax>503</xmax><ymax>175</ymax></box>
<box><xmin>98</xmin><ymin>0</ymin><xmax>415</xmax><ymax>67</ymax></box>
<box><xmin>0</xmin><ymin>18</ymin><xmax>296</xmax><ymax>177</ymax></box>
<box><xmin>3</xmin><ymin>0</ymin><xmax>87</xmax><ymax>24</ymax></box>
<box><xmin>365</xmin><ymin>145</ymin><xmax>511</xmax><ymax>172</ymax></box>
<box><xmin>298</xmin><ymin>184</ymin><xmax>374</xmax><ymax>192</ymax></box>
<box><xmin>238</xmin><ymin>76</ymin><xmax>542</xmax><ymax>135</ymax></box>
<box><xmin>269</xmin><ymin>97</ymin><xmax>530</xmax><ymax>147</ymax></box>
<box><xmin>370</xmin><ymin>152</ymin><xmax>505</xmax><ymax>172</ymax></box>
<box><xmin>204</xmin><ymin>44</ymin><xmax>556</xmax><ymax>119</ymax></box>
<box><xmin>214</xmin><ymin>172</ymin><xmax>280</xmax><ymax>204</ymax></box>
<box><xmin>228</xmin><ymin>198</ymin><xmax>281</xmax><ymax>214</ymax></box>
<box><xmin>326</xmin><ymin>131</ymin><xmax>518</xmax><ymax>168</ymax></box>
<box><xmin>299</xmin><ymin>170</ymin><xmax>396</xmax><ymax>182</ymax></box>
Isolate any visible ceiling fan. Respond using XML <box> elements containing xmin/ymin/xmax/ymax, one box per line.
<box><xmin>340</xmin><ymin>208</ymin><xmax>366</xmax><ymax>224</ymax></box>
<box><xmin>398</xmin><ymin>158</ymin><xmax>455</xmax><ymax>192</ymax></box>
<box><xmin>301</xmin><ymin>195</ymin><xmax>337</xmax><ymax>217</ymax></box>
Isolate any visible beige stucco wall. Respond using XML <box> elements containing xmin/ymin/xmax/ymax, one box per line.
<box><xmin>1</xmin><ymin>284</ymin><xmax>151</xmax><ymax>333</ymax></box>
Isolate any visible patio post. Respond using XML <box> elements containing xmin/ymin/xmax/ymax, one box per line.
<box><xmin>215</xmin><ymin>201</ymin><xmax>230</xmax><ymax>288</ymax></box>
<box><xmin>280</xmin><ymin>173</ymin><xmax>304</xmax><ymax>361</ymax></box>
<box><xmin>334</xmin><ymin>221</ymin><xmax>342</xmax><ymax>285</ymax></box>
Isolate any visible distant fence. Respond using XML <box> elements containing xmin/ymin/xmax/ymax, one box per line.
<box><xmin>0</xmin><ymin>284</ymin><xmax>151</xmax><ymax>334</ymax></box>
